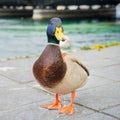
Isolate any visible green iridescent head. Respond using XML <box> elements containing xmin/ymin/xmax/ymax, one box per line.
<box><xmin>46</xmin><ymin>17</ymin><xmax>65</xmax><ymax>44</ymax></box>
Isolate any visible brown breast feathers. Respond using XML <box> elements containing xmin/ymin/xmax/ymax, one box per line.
<box><xmin>33</xmin><ymin>44</ymin><xmax>67</xmax><ymax>88</ymax></box>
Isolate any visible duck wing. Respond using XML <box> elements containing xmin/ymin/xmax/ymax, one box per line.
<box><xmin>62</xmin><ymin>53</ymin><xmax>89</xmax><ymax>76</ymax></box>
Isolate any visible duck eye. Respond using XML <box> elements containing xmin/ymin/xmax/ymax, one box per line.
<box><xmin>57</xmin><ymin>31</ymin><xmax>59</xmax><ymax>33</ymax></box>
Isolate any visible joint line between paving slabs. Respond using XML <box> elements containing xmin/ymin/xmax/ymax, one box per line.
<box><xmin>74</xmin><ymin>102</ymin><xmax>120</xmax><ymax>120</ymax></box>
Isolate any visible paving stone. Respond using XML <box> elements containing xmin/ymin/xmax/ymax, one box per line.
<box><xmin>91</xmin><ymin>65</ymin><xmax>120</xmax><ymax>81</ymax></box>
<box><xmin>0</xmin><ymin>102</ymin><xmax>94</xmax><ymax>120</ymax></box>
<box><xmin>102</xmin><ymin>105</ymin><xmax>120</xmax><ymax>119</ymax></box>
<box><xmin>79</xmin><ymin>112</ymin><xmax>117</xmax><ymax>120</ymax></box>
<box><xmin>79</xmin><ymin>75</ymin><xmax>115</xmax><ymax>91</ymax></box>
<box><xmin>87</xmin><ymin>58</ymin><xmax>120</xmax><ymax>69</ymax></box>
<box><xmin>0</xmin><ymin>57</ymin><xmax>35</xmax><ymax>72</ymax></box>
<box><xmin>71</xmin><ymin>46</ymin><xmax>120</xmax><ymax>69</ymax></box>
<box><xmin>0</xmin><ymin>58</ymin><xmax>36</xmax><ymax>84</ymax></box>
<box><xmin>75</xmin><ymin>82</ymin><xmax>120</xmax><ymax>111</ymax></box>
<box><xmin>0</xmin><ymin>75</ymin><xmax>17</xmax><ymax>88</ymax></box>
<box><xmin>0</xmin><ymin>85</ymin><xmax>47</xmax><ymax>111</ymax></box>
<box><xmin>0</xmin><ymin>70</ymin><xmax>34</xmax><ymax>83</ymax></box>
<box><xmin>0</xmin><ymin>57</ymin><xmax>35</xmax><ymax>66</ymax></box>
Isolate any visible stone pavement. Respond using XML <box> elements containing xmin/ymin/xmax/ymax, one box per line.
<box><xmin>0</xmin><ymin>46</ymin><xmax>120</xmax><ymax>120</ymax></box>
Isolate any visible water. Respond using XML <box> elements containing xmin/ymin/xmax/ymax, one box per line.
<box><xmin>0</xmin><ymin>18</ymin><xmax>120</xmax><ymax>59</ymax></box>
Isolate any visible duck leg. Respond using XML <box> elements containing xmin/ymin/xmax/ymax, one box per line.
<box><xmin>59</xmin><ymin>91</ymin><xmax>75</xmax><ymax>115</ymax></box>
<box><xmin>42</xmin><ymin>93</ymin><xmax>61</xmax><ymax>110</ymax></box>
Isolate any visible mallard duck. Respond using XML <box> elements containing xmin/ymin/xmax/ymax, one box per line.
<box><xmin>33</xmin><ymin>17</ymin><xmax>89</xmax><ymax>115</ymax></box>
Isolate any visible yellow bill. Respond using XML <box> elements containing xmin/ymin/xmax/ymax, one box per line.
<box><xmin>54</xmin><ymin>27</ymin><xmax>65</xmax><ymax>41</ymax></box>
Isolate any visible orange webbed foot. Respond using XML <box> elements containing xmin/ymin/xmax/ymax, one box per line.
<box><xmin>59</xmin><ymin>91</ymin><xmax>75</xmax><ymax>115</ymax></box>
<box><xmin>42</xmin><ymin>93</ymin><xmax>61</xmax><ymax>110</ymax></box>
<box><xmin>59</xmin><ymin>105</ymin><xmax>74</xmax><ymax>115</ymax></box>
<box><xmin>42</xmin><ymin>101</ymin><xmax>61</xmax><ymax>110</ymax></box>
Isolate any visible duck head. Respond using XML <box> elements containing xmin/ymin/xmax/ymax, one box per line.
<box><xmin>47</xmin><ymin>17</ymin><xmax>65</xmax><ymax>44</ymax></box>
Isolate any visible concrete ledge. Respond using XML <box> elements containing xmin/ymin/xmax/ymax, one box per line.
<box><xmin>0</xmin><ymin>9</ymin><xmax>33</xmax><ymax>17</ymax></box>
<box><xmin>32</xmin><ymin>8</ymin><xmax>115</xmax><ymax>20</ymax></box>
<box><xmin>0</xmin><ymin>8</ymin><xmax>115</xmax><ymax>19</ymax></box>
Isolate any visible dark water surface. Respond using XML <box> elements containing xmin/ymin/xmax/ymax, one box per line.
<box><xmin>0</xmin><ymin>18</ymin><xmax>120</xmax><ymax>59</ymax></box>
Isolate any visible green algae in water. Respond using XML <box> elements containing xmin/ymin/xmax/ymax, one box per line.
<box><xmin>107</xmin><ymin>41</ymin><xmax>120</xmax><ymax>47</ymax></box>
<box><xmin>80</xmin><ymin>46</ymin><xmax>91</xmax><ymax>50</ymax></box>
